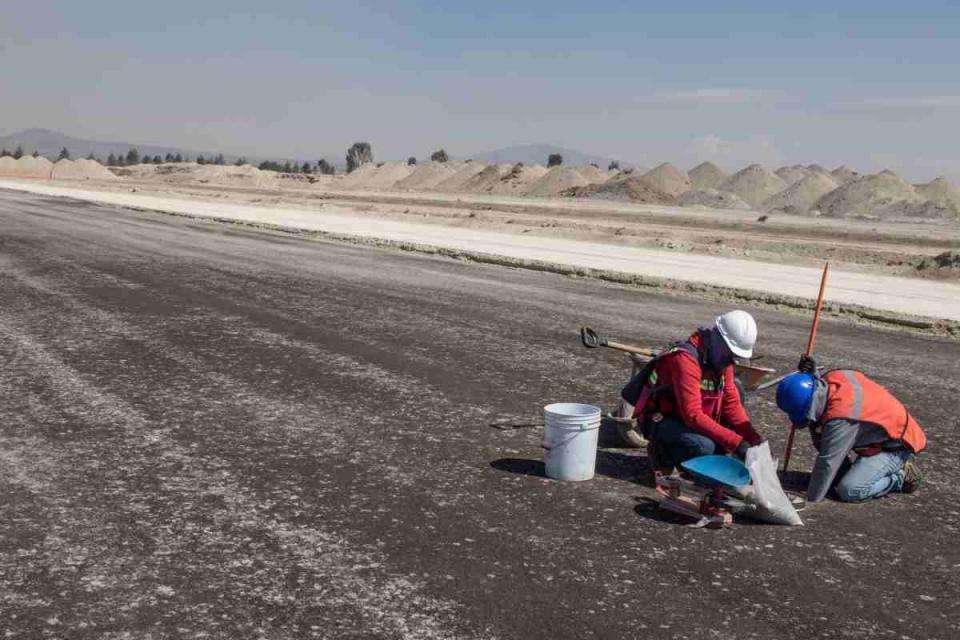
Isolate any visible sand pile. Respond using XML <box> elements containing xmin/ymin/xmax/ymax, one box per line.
<box><xmin>774</xmin><ymin>165</ymin><xmax>811</xmax><ymax>186</ymax></box>
<box><xmin>830</xmin><ymin>165</ymin><xmax>859</xmax><ymax>184</ymax></box>
<box><xmin>917</xmin><ymin>177</ymin><xmax>960</xmax><ymax>213</ymax></box>
<box><xmin>434</xmin><ymin>162</ymin><xmax>488</xmax><ymax>192</ymax></box>
<box><xmin>457</xmin><ymin>164</ymin><xmax>508</xmax><ymax>193</ymax></box>
<box><xmin>193</xmin><ymin>164</ymin><xmax>276</xmax><ymax>188</ymax></box>
<box><xmin>524</xmin><ymin>166</ymin><xmax>594</xmax><ymax>197</ymax></box>
<box><xmin>488</xmin><ymin>164</ymin><xmax>549</xmax><ymax>195</ymax></box>
<box><xmin>640</xmin><ymin>163</ymin><xmax>691</xmax><ymax>197</ymax></box>
<box><xmin>51</xmin><ymin>158</ymin><xmax>118</xmax><ymax>180</ymax></box>
<box><xmin>763</xmin><ymin>173</ymin><xmax>838</xmax><ymax>215</ymax></box>
<box><xmin>574</xmin><ymin>165</ymin><xmax>608</xmax><ymax>183</ymax></box>
<box><xmin>337</xmin><ymin>163</ymin><xmax>381</xmax><ymax>189</ymax></box>
<box><xmin>688</xmin><ymin>162</ymin><xmax>728</xmax><ymax>190</ymax></box>
<box><xmin>392</xmin><ymin>162</ymin><xmax>459</xmax><ymax>191</ymax></box>
<box><xmin>0</xmin><ymin>157</ymin><xmax>18</xmax><ymax>176</ymax></box>
<box><xmin>717</xmin><ymin>164</ymin><xmax>787</xmax><ymax>207</ymax></box>
<box><xmin>677</xmin><ymin>189</ymin><xmax>752</xmax><ymax>211</ymax></box>
<box><xmin>566</xmin><ymin>175</ymin><xmax>674</xmax><ymax>204</ymax></box>
<box><xmin>815</xmin><ymin>172</ymin><xmax>922</xmax><ymax>218</ymax></box>
<box><xmin>0</xmin><ymin>156</ymin><xmax>55</xmax><ymax>179</ymax></box>
<box><xmin>351</xmin><ymin>162</ymin><xmax>416</xmax><ymax>190</ymax></box>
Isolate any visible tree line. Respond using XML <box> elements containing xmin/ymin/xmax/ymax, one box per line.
<box><xmin>3</xmin><ymin>141</ymin><xmax>625</xmax><ymax>175</ymax></box>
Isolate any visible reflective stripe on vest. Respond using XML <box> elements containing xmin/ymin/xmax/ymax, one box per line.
<box><xmin>822</xmin><ymin>370</ymin><xmax>926</xmax><ymax>454</ymax></box>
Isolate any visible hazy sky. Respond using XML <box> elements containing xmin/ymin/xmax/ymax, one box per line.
<box><xmin>3</xmin><ymin>1</ymin><xmax>960</xmax><ymax>178</ymax></box>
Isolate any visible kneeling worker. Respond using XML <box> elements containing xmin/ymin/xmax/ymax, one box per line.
<box><xmin>628</xmin><ymin>310</ymin><xmax>765</xmax><ymax>473</ymax></box>
<box><xmin>776</xmin><ymin>367</ymin><xmax>925</xmax><ymax>503</ymax></box>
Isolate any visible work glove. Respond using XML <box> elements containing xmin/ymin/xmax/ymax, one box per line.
<box><xmin>734</xmin><ymin>440</ymin><xmax>751</xmax><ymax>460</ymax></box>
<box><xmin>797</xmin><ymin>354</ymin><xmax>817</xmax><ymax>374</ymax></box>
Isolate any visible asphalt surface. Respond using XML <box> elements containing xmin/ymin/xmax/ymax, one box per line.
<box><xmin>0</xmin><ymin>189</ymin><xmax>957</xmax><ymax>640</ymax></box>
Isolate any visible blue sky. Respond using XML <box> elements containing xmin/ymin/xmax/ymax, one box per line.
<box><xmin>3</xmin><ymin>1</ymin><xmax>959</xmax><ymax>178</ymax></box>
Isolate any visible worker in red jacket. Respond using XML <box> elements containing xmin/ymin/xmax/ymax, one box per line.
<box><xmin>626</xmin><ymin>310</ymin><xmax>765</xmax><ymax>474</ymax></box>
<box><xmin>776</xmin><ymin>367</ymin><xmax>925</xmax><ymax>502</ymax></box>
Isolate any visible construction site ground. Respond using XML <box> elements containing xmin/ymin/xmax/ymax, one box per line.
<box><xmin>0</xmin><ymin>190</ymin><xmax>957</xmax><ymax>639</ymax></box>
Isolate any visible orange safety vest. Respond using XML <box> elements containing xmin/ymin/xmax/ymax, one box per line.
<box><xmin>821</xmin><ymin>370</ymin><xmax>926</xmax><ymax>454</ymax></box>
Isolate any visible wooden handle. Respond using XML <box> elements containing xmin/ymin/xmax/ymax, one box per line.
<box><xmin>783</xmin><ymin>262</ymin><xmax>830</xmax><ymax>472</ymax></box>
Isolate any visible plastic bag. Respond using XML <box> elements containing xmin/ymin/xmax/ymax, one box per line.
<box><xmin>743</xmin><ymin>441</ymin><xmax>803</xmax><ymax>526</ymax></box>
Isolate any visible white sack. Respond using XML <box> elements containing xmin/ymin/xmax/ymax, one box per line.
<box><xmin>743</xmin><ymin>441</ymin><xmax>803</xmax><ymax>526</ymax></box>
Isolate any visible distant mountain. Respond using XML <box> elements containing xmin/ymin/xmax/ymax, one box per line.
<box><xmin>0</xmin><ymin>128</ymin><xmax>335</xmax><ymax>166</ymax></box>
<box><xmin>465</xmin><ymin>144</ymin><xmax>620</xmax><ymax>168</ymax></box>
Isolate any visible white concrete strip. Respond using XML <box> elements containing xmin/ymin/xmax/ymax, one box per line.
<box><xmin>4</xmin><ymin>179</ymin><xmax>960</xmax><ymax>322</ymax></box>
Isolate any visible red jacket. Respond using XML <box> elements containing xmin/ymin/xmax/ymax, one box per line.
<box><xmin>633</xmin><ymin>331</ymin><xmax>761</xmax><ymax>452</ymax></box>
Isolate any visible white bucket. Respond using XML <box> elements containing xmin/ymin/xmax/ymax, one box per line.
<box><xmin>543</xmin><ymin>403</ymin><xmax>602</xmax><ymax>481</ymax></box>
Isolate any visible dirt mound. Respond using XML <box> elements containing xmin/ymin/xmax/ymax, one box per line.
<box><xmin>0</xmin><ymin>156</ymin><xmax>18</xmax><ymax>176</ymax></box>
<box><xmin>574</xmin><ymin>164</ymin><xmax>607</xmax><ymax>182</ymax></box>
<box><xmin>815</xmin><ymin>172</ymin><xmax>923</xmax><ymax>218</ymax></box>
<box><xmin>350</xmin><ymin>162</ymin><xmax>416</xmax><ymax>190</ymax></box>
<box><xmin>337</xmin><ymin>163</ymin><xmax>381</xmax><ymax>189</ymax></box>
<box><xmin>717</xmin><ymin>164</ymin><xmax>787</xmax><ymax>207</ymax></box>
<box><xmin>763</xmin><ymin>173</ymin><xmax>839</xmax><ymax>215</ymax></box>
<box><xmin>917</xmin><ymin>177</ymin><xmax>960</xmax><ymax>213</ymax></box>
<box><xmin>677</xmin><ymin>189</ymin><xmax>753</xmax><ymax>211</ymax></box>
<box><xmin>433</xmin><ymin>162</ymin><xmax>488</xmax><ymax>192</ymax></box>
<box><xmin>0</xmin><ymin>155</ymin><xmax>54</xmax><ymax>179</ymax></box>
<box><xmin>488</xmin><ymin>164</ymin><xmax>549</xmax><ymax>195</ymax></box>
<box><xmin>640</xmin><ymin>163</ymin><xmax>691</xmax><ymax>197</ymax></box>
<box><xmin>51</xmin><ymin>158</ymin><xmax>118</xmax><ymax>180</ymax></box>
<box><xmin>524</xmin><ymin>166</ymin><xmax>592</xmax><ymax>197</ymax></box>
<box><xmin>774</xmin><ymin>165</ymin><xmax>811</xmax><ymax>186</ymax></box>
<box><xmin>457</xmin><ymin>164</ymin><xmax>507</xmax><ymax>193</ymax></box>
<box><xmin>392</xmin><ymin>163</ymin><xmax>459</xmax><ymax>191</ymax></box>
<box><xmin>566</xmin><ymin>175</ymin><xmax>674</xmax><ymax>204</ymax></box>
<box><xmin>830</xmin><ymin>165</ymin><xmax>860</xmax><ymax>184</ymax></box>
<box><xmin>688</xmin><ymin>162</ymin><xmax>728</xmax><ymax>190</ymax></box>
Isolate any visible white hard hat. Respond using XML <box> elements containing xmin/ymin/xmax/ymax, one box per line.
<box><xmin>715</xmin><ymin>310</ymin><xmax>757</xmax><ymax>359</ymax></box>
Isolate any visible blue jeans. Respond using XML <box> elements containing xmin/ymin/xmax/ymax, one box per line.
<box><xmin>653</xmin><ymin>418</ymin><xmax>719</xmax><ymax>468</ymax></box>
<box><xmin>835</xmin><ymin>450</ymin><xmax>912</xmax><ymax>502</ymax></box>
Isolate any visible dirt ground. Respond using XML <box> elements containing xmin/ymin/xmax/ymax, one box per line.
<box><xmin>0</xmin><ymin>191</ymin><xmax>957</xmax><ymax>639</ymax></box>
<box><xmin>22</xmin><ymin>176</ymin><xmax>960</xmax><ymax>282</ymax></box>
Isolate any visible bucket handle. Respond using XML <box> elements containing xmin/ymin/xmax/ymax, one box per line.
<box><xmin>542</xmin><ymin>421</ymin><xmax>596</xmax><ymax>451</ymax></box>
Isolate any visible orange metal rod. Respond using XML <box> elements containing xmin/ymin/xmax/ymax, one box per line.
<box><xmin>783</xmin><ymin>263</ymin><xmax>830</xmax><ymax>472</ymax></box>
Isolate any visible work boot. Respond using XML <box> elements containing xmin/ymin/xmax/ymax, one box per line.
<box><xmin>646</xmin><ymin>440</ymin><xmax>674</xmax><ymax>481</ymax></box>
<box><xmin>901</xmin><ymin>459</ymin><xmax>922</xmax><ymax>494</ymax></box>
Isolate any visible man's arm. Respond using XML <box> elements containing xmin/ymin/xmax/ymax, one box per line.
<box><xmin>807</xmin><ymin>419</ymin><xmax>859</xmax><ymax>503</ymax></box>
<box><xmin>668</xmin><ymin>354</ymin><xmax>743</xmax><ymax>452</ymax></box>
<box><xmin>721</xmin><ymin>366</ymin><xmax>763</xmax><ymax>445</ymax></box>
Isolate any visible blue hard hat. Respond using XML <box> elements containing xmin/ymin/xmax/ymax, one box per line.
<box><xmin>776</xmin><ymin>372</ymin><xmax>817</xmax><ymax>425</ymax></box>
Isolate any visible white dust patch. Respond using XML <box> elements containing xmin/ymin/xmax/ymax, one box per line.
<box><xmin>0</xmin><ymin>315</ymin><xmax>486</xmax><ymax>640</ymax></box>
<box><xmin>688</xmin><ymin>162</ymin><xmax>728</xmax><ymax>191</ymax></box>
<box><xmin>717</xmin><ymin>164</ymin><xmax>787</xmax><ymax>208</ymax></box>
<box><xmin>763</xmin><ymin>173</ymin><xmax>839</xmax><ymax>215</ymax></box>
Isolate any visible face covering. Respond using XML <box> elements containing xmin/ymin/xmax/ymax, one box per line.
<box><xmin>706</xmin><ymin>327</ymin><xmax>735</xmax><ymax>371</ymax></box>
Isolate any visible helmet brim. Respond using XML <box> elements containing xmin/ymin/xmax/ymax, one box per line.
<box><xmin>721</xmin><ymin>335</ymin><xmax>753</xmax><ymax>359</ymax></box>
